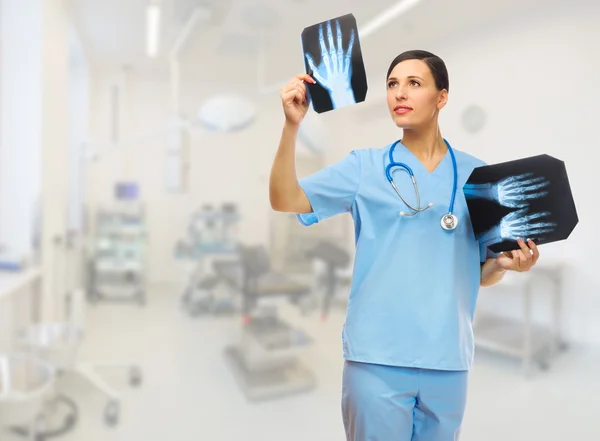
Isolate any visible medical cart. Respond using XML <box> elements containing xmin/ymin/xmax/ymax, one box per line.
<box><xmin>88</xmin><ymin>201</ymin><xmax>147</xmax><ymax>306</ymax></box>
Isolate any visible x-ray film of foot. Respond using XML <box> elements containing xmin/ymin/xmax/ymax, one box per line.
<box><xmin>464</xmin><ymin>154</ymin><xmax>579</xmax><ymax>253</ymax></box>
<box><xmin>301</xmin><ymin>13</ymin><xmax>368</xmax><ymax>113</ymax></box>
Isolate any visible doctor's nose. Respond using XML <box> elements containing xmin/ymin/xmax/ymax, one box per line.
<box><xmin>395</xmin><ymin>86</ymin><xmax>408</xmax><ymax>100</ymax></box>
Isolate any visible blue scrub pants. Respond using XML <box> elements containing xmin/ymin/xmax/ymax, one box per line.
<box><xmin>342</xmin><ymin>360</ymin><xmax>469</xmax><ymax>441</ymax></box>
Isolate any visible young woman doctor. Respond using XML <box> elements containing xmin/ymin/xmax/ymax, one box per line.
<box><xmin>269</xmin><ymin>50</ymin><xmax>540</xmax><ymax>441</ymax></box>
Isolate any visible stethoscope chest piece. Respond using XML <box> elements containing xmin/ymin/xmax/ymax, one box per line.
<box><xmin>441</xmin><ymin>213</ymin><xmax>458</xmax><ymax>231</ymax></box>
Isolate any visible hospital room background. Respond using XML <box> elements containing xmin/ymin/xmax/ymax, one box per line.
<box><xmin>0</xmin><ymin>0</ymin><xmax>598</xmax><ymax>440</ymax></box>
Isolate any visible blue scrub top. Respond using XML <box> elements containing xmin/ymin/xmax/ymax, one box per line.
<box><xmin>297</xmin><ymin>140</ymin><xmax>496</xmax><ymax>371</ymax></box>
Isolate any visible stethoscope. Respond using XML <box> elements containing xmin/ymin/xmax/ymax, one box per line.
<box><xmin>385</xmin><ymin>138</ymin><xmax>459</xmax><ymax>231</ymax></box>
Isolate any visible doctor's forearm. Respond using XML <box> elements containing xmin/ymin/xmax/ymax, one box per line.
<box><xmin>480</xmin><ymin>258</ymin><xmax>506</xmax><ymax>287</ymax></box>
<box><xmin>269</xmin><ymin>121</ymin><xmax>311</xmax><ymax>213</ymax></box>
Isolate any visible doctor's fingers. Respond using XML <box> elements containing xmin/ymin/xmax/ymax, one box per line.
<box><xmin>288</xmin><ymin>74</ymin><xmax>316</xmax><ymax>87</ymax></box>
<box><xmin>282</xmin><ymin>88</ymin><xmax>305</xmax><ymax>105</ymax></box>
<box><xmin>282</xmin><ymin>80</ymin><xmax>308</xmax><ymax>98</ymax></box>
<box><xmin>514</xmin><ymin>249</ymin><xmax>531</xmax><ymax>271</ymax></box>
<box><xmin>528</xmin><ymin>239</ymin><xmax>540</xmax><ymax>264</ymax></box>
<box><xmin>516</xmin><ymin>238</ymin><xmax>535</xmax><ymax>261</ymax></box>
<box><xmin>281</xmin><ymin>74</ymin><xmax>316</xmax><ymax>93</ymax></box>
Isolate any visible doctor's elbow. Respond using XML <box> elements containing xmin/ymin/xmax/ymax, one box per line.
<box><xmin>269</xmin><ymin>186</ymin><xmax>311</xmax><ymax>213</ymax></box>
<box><xmin>269</xmin><ymin>194</ymin><xmax>285</xmax><ymax>212</ymax></box>
<box><xmin>269</xmin><ymin>188</ymin><xmax>291</xmax><ymax>212</ymax></box>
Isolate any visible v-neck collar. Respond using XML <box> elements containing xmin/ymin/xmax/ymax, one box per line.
<box><xmin>394</xmin><ymin>140</ymin><xmax>450</xmax><ymax>177</ymax></box>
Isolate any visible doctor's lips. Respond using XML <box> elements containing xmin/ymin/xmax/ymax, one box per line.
<box><xmin>394</xmin><ymin>105</ymin><xmax>413</xmax><ymax>115</ymax></box>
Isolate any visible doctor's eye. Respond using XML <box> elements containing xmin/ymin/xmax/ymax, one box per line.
<box><xmin>387</xmin><ymin>81</ymin><xmax>397</xmax><ymax>89</ymax></box>
<box><xmin>410</xmin><ymin>80</ymin><xmax>420</xmax><ymax>87</ymax></box>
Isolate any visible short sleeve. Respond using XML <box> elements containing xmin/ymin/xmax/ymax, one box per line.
<box><xmin>296</xmin><ymin>150</ymin><xmax>361</xmax><ymax>227</ymax></box>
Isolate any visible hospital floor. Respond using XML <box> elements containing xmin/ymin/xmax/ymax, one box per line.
<box><xmin>4</xmin><ymin>286</ymin><xmax>600</xmax><ymax>441</ymax></box>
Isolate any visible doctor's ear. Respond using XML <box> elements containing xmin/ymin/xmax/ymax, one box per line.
<box><xmin>437</xmin><ymin>89</ymin><xmax>448</xmax><ymax>109</ymax></box>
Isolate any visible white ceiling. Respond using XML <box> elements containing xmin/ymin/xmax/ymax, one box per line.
<box><xmin>69</xmin><ymin>0</ymin><xmax>394</xmax><ymax>74</ymax></box>
<box><xmin>68</xmin><ymin>0</ymin><xmax>551</xmax><ymax>89</ymax></box>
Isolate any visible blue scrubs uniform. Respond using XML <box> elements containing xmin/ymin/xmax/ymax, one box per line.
<box><xmin>297</xmin><ymin>140</ymin><xmax>495</xmax><ymax>441</ymax></box>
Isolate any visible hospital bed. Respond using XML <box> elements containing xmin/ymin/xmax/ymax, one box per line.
<box><xmin>182</xmin><ymin>239</ymin><xmax>352</xmax><ymax>319</ymax></box>
<box><xmin>221</xmin><ymin>245</ymin><xmax>317</xmax><ymax>401</ymax></box>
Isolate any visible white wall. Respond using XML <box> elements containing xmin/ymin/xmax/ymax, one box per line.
<box><xmin>40</xmin><ymin>0</ymin><xmax>72</xmax><ymax>321</ymax></box>
<box><xmin>67</xmin><ymin>23</ymin><xmax>90</xmax><ymax>234</ymax></box>
<box><xmin>330</xmin><ymin>1</ymin><xmax>600</xmax><ymax>345</ymax></box>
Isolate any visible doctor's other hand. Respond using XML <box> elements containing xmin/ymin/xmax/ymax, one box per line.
<box><xmin>496</xmin><ymin>237</ymin><xmax>540</xmax><ymax>272</ymax></box>
<box><xmin>280</xmin><ymin>74</ymin><xmax>316</xmax><ymax>126</ymax></box>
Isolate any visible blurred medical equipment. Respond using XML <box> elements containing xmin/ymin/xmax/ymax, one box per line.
<box><xmin>221</xmin><ymin>245</ymin><xmax>316</xmax><ymax>401</ymax></box>
<box><xmin>180</xmin><ymin>257</ymin><xmax>242</xmax><ymax>317</ymax></box>
<box><xmin>176</xmin><ymin>203</ymin><xmax>241</xmax><ymax>316</ymax></box>
<box><xmin>11</xmin><ymin>322</ymin><xmax>80</xmax><ymax>439</ymax></box>
<box><xmin>306</xmin><ymin>241</ymin><xmax>352</xmax><ymax>319</ymax></box>
<box><xmin>15</xmin><ymin>320</ymin><xmax>142</xmax><ymax>429</ymax></box>
<box><xmin>474</xmin><ymin>260</ymin><xmax>568</xmax><ymax>377</ymax></box>
<box><xmin>8</xmin><ymin>233</ymin><xmax>143</xmax><ymax>437</ymax></box>
<box><xmin>387</xmin><ymin>139</ymin><xmax>459</xmax><ymax>230</ymax></box>
<box><xmin>180</xmin><ymin>238</ymin><xmax>351</xmax><ymax>320</ymax></box>
<box><xmin>0</xmin><ymin>354</ymin><xmax>55</xmax><ymax>441</ymax></box>
<box><xmin>175</xmin><ymin>203</ymin><xmax>239</xmax><ymax>257</ymax></box>
<box><xmin>88</xmin><ymin>183</ymin><xmax>147</xmax><ymax>306</ymax></box>
<box><xmin>0</xmin><ymin>240</ymin><xmax>65</xmax><ymax>440</ymax></box>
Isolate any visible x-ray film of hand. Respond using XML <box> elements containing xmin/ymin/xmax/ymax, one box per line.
<box><xmin>478</xmin><ymin>208</ymin><xmax>557</xmax><ymax>249</ymax></box>
<box><xmin>464</xmin><ymin>173</ymin><xmax>550</xmax><ymax>208</ymax></box>
<box><xmin>304</xmin><ymin>19</ymin><xmax>356</xmax><ymax>109</ymax></box>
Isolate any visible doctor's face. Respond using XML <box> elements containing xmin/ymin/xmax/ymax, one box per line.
<box><xmin>386</xmin><ymin>59</ymin><xmax>448</xmax><ymax>129</ymax></box>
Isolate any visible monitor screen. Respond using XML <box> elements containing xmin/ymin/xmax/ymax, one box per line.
<box><xmin>115</xmin><ymin>182</ymin><xmax>139</xmax><ymax>200</ymax></box>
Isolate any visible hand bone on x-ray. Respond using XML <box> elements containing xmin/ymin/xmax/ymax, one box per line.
<box><xmin>496</xmin><ymin>173</ymin><xmax>550</xmax><ymax>208</ymax></box>
<box><xmin>464</xmin><ymin>172</ymin><xmax>550</xmax><ymax>208</ymax></box>
<box><xmin>305</xmin><ymin>19</ymin><xmax>356</xmax><ymax>108</ymax></box>
<box><xmin>498</xmin><ymin>208</ymin><xmax>556</xmax><ymax>241</ymax></box>
<box><xmin>477</xmin><ymin>208</ymin><xmax>556</xmax><ymax>249</ymax></box>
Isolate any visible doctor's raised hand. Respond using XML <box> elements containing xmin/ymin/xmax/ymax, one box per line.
<box><xmin>280</xmin><ymin>74</ymin><xmax>316</xmax><ymax>126</ymax></box>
